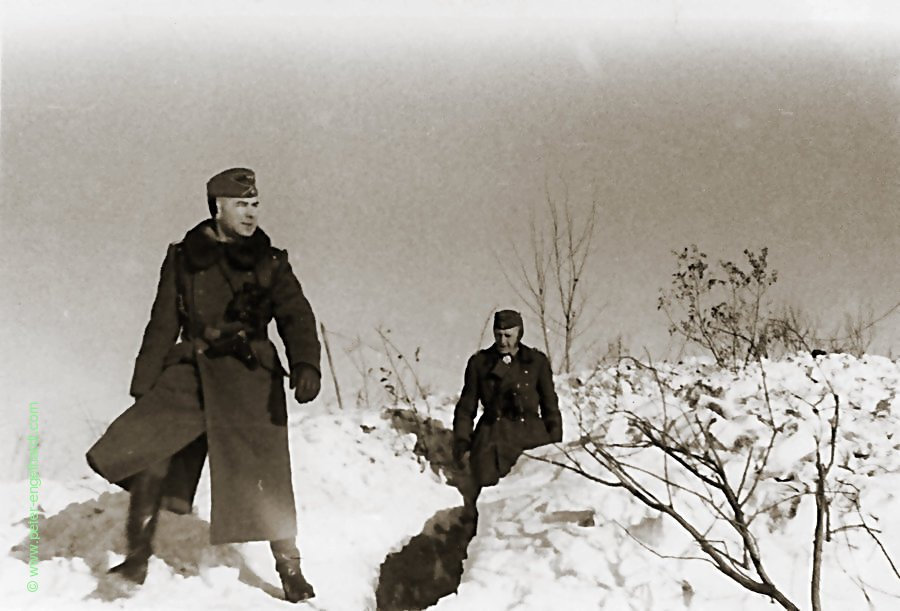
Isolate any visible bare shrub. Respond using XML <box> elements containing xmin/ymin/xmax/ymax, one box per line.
<box><xmin>658</xmin><ymin>245</ymin><xmax>777</xmax><ymax>370</ymax></box>
<box><xmin>498</xmin><ymin>176</ymin><xmax>601</xmax><ymax>373</ymax></box>
<box><xmin>532</xmin><ymin>350</ymin><xmax>900</xmax><ymax>610</ymax></box>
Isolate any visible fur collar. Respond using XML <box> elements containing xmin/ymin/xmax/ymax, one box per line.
<box><xmin>181</xmin><ymin>219</ymin><xmax>272</xmax><ymax>271</ymax></box>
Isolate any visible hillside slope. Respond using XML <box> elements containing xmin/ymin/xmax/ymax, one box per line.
<box><xmin>3</xmin><ymin>354</ymin><xmax>898</xmax><ymax>610</ymax></box>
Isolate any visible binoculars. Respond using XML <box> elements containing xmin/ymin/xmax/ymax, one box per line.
<box><xmin>201</xmin><ymin>282</ymin><xmax>270</xmax><ymax>369</ymax></box>
<box><xmin>225</xmin><ymin>282</ymin><xmax>270</xmax><ymax>330</ymax></box>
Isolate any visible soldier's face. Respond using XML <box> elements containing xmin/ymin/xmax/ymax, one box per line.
<box><xmin>215</xmin><ymin>196</ymin><xmax>260</xmax><ymax>238</ymax></box>
<box><xmin>494</xmin><ymin>327</ymin><xmax>520</xmax><ymax>354</ymax></box>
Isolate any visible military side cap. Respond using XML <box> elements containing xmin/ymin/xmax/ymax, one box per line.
<box><xmin>207</xmin><ymin>167</ymin><xmax>258</xmax><ymax>198</ymax></box>
<box><xmin>494</xmin><ymin>309</ymin><xmax>523</xmax><ymax>330</ymax></box>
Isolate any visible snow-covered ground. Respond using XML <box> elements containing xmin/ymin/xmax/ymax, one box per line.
<box><xmin>3</xmin><ymin>354</ymin><xmax>899</xmax><ymax>610</ymax></box>
<box><xmin>436</xmin><ymin>353</ymin><xmax>900</xmax><ymax>610</ymax></box>
<box><xmin>1</xmin><ymin>408</ymin><xmax>458</xmax><ymax>610</ymax></box>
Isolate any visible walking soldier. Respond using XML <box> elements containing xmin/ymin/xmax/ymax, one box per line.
<box><xmin>453</xmin><ymin>309</ymin><xmax>563</xmax><ymax>498</ymax></box>
<box><xmin>87</xmin><ymin>167</ymin><xmax>321</xmax><ymax>602</ymax></box>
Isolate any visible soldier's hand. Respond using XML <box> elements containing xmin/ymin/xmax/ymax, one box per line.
<box><xmin>452</xmin><ymin>439</ymin><xmax>471</xmax><ymax>469</ymax></box>
<box><xmin>291</xmin><ymin>365</ymin><xmax>321</xmax><ymax>404</ymax></box>
<box><xmin>545</xmin><ymin>420</ymin><xmax>562</xmax><ymax>443</ymax></box>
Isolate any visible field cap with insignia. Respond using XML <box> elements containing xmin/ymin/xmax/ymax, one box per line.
<box><xmin>207</xmin><ymin>167</ymin><xmax>258</xmax><ymax>199</ymax></box>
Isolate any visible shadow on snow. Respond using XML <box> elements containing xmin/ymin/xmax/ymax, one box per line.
<box><xmin>9</xmin><ymin>490</ymin><xmax>285</xmax><ymax>602</ymax></box>
<box><xmin>375</xmin><ymin>407</ymin><xmax>478</xmax><ymax>611</ymax></box>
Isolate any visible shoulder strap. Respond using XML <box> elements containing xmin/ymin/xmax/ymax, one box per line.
<box><xmin>254</xmin><ymin>250</ymin><xmax>284</xmax><ymax>291</ymax></box>
<box><xmin>215</xmin><ymin>256</ymin><xmax>245</xmax><ymax>293</ymax></box>
<box><xmin>173</xmin><ymin>244</ymin><xmax>190</xmax><ymax>325</ymax></box>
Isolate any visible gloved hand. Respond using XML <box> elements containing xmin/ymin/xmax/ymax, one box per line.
<box><xmin>545</xmin><ymin>420</ymin><xmax>562</xmax><ymax>443</ymax></box>
<box><xmin>291</xmin><ymin>365</ymin><xmax>321</xmax><ymax>404</ymax></box>
<box><xmin>452</xmin><ymin>438</ymin><xmax>471</xmax><ymax>469</ymax></box>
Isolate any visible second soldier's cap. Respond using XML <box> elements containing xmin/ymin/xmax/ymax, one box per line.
<box><xmin>207</xmin><ymin>167</ymin><xmax>258</xmax><ymax>198</ymax></box>
<box><xmin>493</xmin><ymin>310</ymin><xmax>524</xmax><ymax>330</ymax></box>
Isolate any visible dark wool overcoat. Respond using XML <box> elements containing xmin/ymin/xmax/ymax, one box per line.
<box><xmin>453</xmin><ymin>344</ymin><xmax>562</xmax><ymax>487</ymax></box>
<box><xmin>87</xmin><ymin>220</ymin><xmax>320</xmax><ymax>544</ymax></box>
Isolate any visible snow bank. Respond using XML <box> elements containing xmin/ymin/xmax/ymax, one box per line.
<box><xmin>4</xmin><ymin>354</ymin><xmax>899</xmax><ymax>610</ymax></box>
<box><xmin>436</xmin><ymin>353</ymin><xmax>900</xmax><ymax>610</ymax></box>
<box><xmin>3</xmin><ymin>404</ymin><xmax>458</xmax><ymax>610</ymax></box>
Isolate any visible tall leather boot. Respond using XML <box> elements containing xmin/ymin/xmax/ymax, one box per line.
<box><xmin>461</xmin><ymin>478</ymin><xmax>481</xmax><ymax>538</ymax></box>
<box><xmin>108</xmin><ymin>458</ymin><xmax>168</xmax><ymax>584</ymax></box>
<box><xmin>270</xmin><ymin>539</ymin><xmax>315</xmax><ymax>603</ymax></box>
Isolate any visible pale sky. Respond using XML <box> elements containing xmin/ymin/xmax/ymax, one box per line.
<box><xmin>2</xmin><ymin>2</ymin><xmax>899</xmax><ymax>437</ymax></box>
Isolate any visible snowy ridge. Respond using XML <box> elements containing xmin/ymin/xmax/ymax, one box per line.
<box><xmin>3</xmin><ymin>406</ymin><xmax>458</xmax><ymax>610</ymax></box>
<box><xmin>438</xmin><ymin>353</ymin><xmax>900</xmax><ymax>610</ymax></box>
<box><xmin>3</xmin><ymin>354</ymin><xmax>899</xmax><ymax>610</ymax></box>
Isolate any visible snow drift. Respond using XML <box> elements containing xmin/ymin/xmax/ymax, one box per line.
<box><xmin>3</xmin><ymin>353</ymin><xmax>898</xmax><ymax>610</ymax></box>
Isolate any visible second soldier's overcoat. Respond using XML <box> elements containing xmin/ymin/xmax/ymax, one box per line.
<box><xmin>453</xmin><ymin>344</ymin><xmax>562</xmax><ymax>487</ymax></box>
<box><xmin>87</xmin><ymin>220</ymin><xmax>320</xmax><ymax>544</ymax></box>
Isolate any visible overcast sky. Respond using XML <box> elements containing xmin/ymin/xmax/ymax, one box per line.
<box><xmin>2</xmin><ymin>1</ymin><xmax>899</xmax><ymax>433</ymax></box>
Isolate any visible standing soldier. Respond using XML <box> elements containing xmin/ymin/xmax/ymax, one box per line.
<box><xmin>87</xmin><ymin>168</ymin><xmax>321</xmax><ymax>603</ymax></box>
<box><xmin>453</xmin><ymin>309</ymin><xmax>563</xmax><ymax>506</ymax></box>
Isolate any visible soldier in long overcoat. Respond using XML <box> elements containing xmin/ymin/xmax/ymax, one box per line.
<box><xmin>86</xmin><ymin>168</ymin><xmax>321</xmax><ymax>602</ymax></box>
<box><xmin>453</xmin><ymin>310</ymin><xmax>562</xmax><ymax>504</ymax></box>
